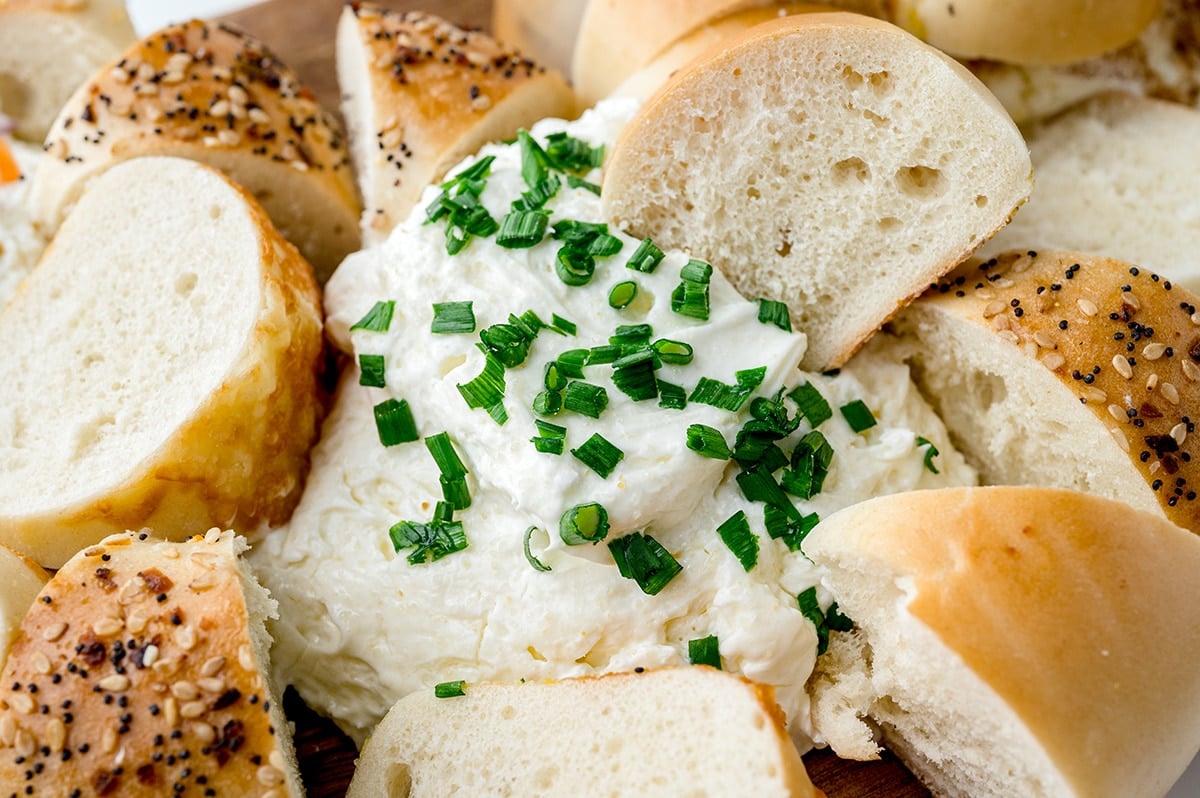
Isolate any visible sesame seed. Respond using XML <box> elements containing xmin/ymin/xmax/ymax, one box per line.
<box><xmin>1107</xmin><ymin>404</ymin><xmax>1127</xmax><ymax>422</ymax></box>
<box><xmin>1032</xmin><ymin>331</ymin><xmax>1056</xmax><ymax>349</ymax></box>
<box><xmin>982</xmin><ymin>299</ymin><xmax>1007</xmax><ymax>318</ymax></box>
<box><xmin>1183</xmin><ymin>360</ymin><xmax>1200</xmax><ymax>381</ymax></box>
<box><xmin>196</xmin><ymin>678</ymin><xmax>225</xmax><ymax>694</ymax></box>
<box><xmin>1079</xmin><ymin>386</ymin><xmax>1107</xmax><ymax>404</ymax></box>
<box><xmin>164</xmin><ymin>697</ymin><xmax>179</xmax><ymax>728</ymax></box>
<box><xmin>1041</xmin><ymin>353</ymin><xmax>1066</xmax><ymax>371</ymax></box>
<box><xmin>93</xmin><ymin>618</ymin><xmax>124</xmax><ymax>637</ymax></box>
<box><xmin>1109</xmin><ymin>427</ymin><xmax>1131</xmax><ymax>453</ymax></box>
<box><xmin>176</xmin><ymin>626</ymin><xmax>197</xmax><ymax>651</ymax></box>
<box><xmin>1143</xmin><ymin>343</ymin><xmax>1168</xmax><ymax>360</ymax></box>
<box><xmin>1122</xmin><ymin>291</ymin><xmax>1141</xmax><ymax>311</ymax></box>
<box><xmin>45</xmin><ymin>719</ymin><xmax>65</xmax><ymax>753</ymax></box>
<box><xmin>14</xmin><ymin>728</ymin><xmax>35</xmax><ymax>758</ymax></box>
<box><xmin>1076</xmin><ymin>298</ymin><xmax>1099</xmax><ymax>317</ymax></box>
<box><xmin>192</xmin><ymin>722</ymin><xmax>216</xmax><ymax>744</ymax></box>
<box><xmin>1162</xmin><ymin>382</ymin><xmax>1181</xmax><ymax>404</ymax></box>
<box><xmin>238</xmin><ymin>645</ymin><xmax>254</xmax><ymax>672</ymax></box>
<box><xmin>97</xmin><ymin>675</ymin><xmax>131</xmax><ymax>692</ymax></box>
<box><xmin>179</xmin><ymin>701</ymin><xmax>206</xmax><ymax>719</ymax></box>
<box><xmin>1172</xmin><ymin>423</ymin><xmax>1189</xmax><ymax>446</ymax></box>
<box><xmin>200</xmin><ymin>657</ymin><xmax>225</xmax><ymax>677</ymax></box>
<box><xmin>8</xmin><ymin>693</ymin><xmax>35</xmax><ymax>715</ymax></box>
<box><xmin>31</xmin><ymin>653</ymin><xmax>51</xmax><ymax>676</ymax></box>
<box><xmin>1112</xmin><ymin>355</ymin><xmax>1134</xmax><ymax>379</ymax></box>
<box><xmin>171</xmin><ymin>682</ymin><xmax>199</xmax><ymax>701</ymax></box>
<box><xmin>257</xmin><ymin>765</ymin><xmax>285</xmax><ymax>786</ymax></box>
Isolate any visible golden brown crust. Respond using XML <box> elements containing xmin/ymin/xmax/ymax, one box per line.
<box><xmin>30</xmin><ymin>19</ymin><xmax>360</xmax><ymax>280</ymax></box>
<box><xmin>921</xmin><ymin>249</ymin><xmax>1200</xmax><ymax>532</ymax></box>
<box><xmin>0</xmin><ymin>530</ymin><xmax>298</xmax><ymax>797</ymax></box>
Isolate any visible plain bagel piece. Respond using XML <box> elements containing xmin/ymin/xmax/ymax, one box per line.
<box><xmin>348</xmin><ymin>668</ymin><xmax>820</xmax><ymax>798</ymax></box>
<box><xmin>337</xmin><ymin>4</ymin><xmax>575</xmax><ymax>244</ymax></box>
<box><xmin>0</xmin><ymin>545</ymin><xmax>48</xmax><ymax>669</ymax></box>
<box><xmin>30</xmin><ymin>19</ymin><xmax>360</xmax><ymax>281</ymax></box>
<box><xmin>0</xmin><ymin>0</ymin><xmax>136</xmax><ymax>142</ymax></box>
<box><xmin>803</xmin><ymin>486</ymin><xmax>1200</xmax><ymax>798</ymax></box>
<box><xmin>602</xmin><ymin>13</ymin><xmax>1032</xmax><ymax>372</ymax></box>
<box><xmin>0</xmin><ymin>529</ymin><xmax>303</xmax><ymax>796</ymax></box>
<box><xmin>0</xmin><ymin>156</ymin><xmax>325</xmax><ymax>568</ymax></box>
<box><xmin>891</xmin><ymin>0</ymin><xmax>1161</xmax><ymax>66</ymax></box>
<box><xmin>890</xmin><ymin>249</ymin><xmax>1200</xmax><ymax>533</ymax></box>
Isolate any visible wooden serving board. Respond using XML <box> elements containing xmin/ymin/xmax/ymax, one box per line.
<box><xmin>219</xmin><ymin>1</ymin><xmax>931</xmax><ymax>795</ymax></box>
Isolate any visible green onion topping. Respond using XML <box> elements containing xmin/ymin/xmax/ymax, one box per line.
<box><xmin>840</xmin><ymin>400</ymin><xmax>877</xmax><ymax>433</ymax></box>
<box><xmin>531</xmin><ymin>419</ymin><xmax>567</xmax><ymax>455</ymax></box>
<box><xmin>788</xmin><ymin>382</ymin><xmax>832</xmax><ymax>428</ymax></box>
<box><xmin>797</xmin><ymin>588</ymin><xmax>854</xmax><ymax>655</ymax></box>
<box><xmin>556</xmin><ymin>349</ymin><xmax>589</xmax><ymax>378</ymax></box>
<box><xmin>916</xmin><ymin>435</ymin><xmax>941</xmax><ymax>474</ymax></box>
<box><xmin>424</xmin><ymin>156</ymin><xmax>499</xmax><ymax>254</ymax></box>
<box><xmin>373</xmin><ymin>398</ymin><xmax>418</xmax><ymax>447</ymax></box>
<box><xmin>716</xmin><ymin>510</ymin><xmax>758</xmax><ymax>571</ymax></box>
<box><xmin>757</xmin><ymin>298</ymin><xmax>793</xmax><ymax>331</ymax></box>
<box><xmin>608</xmin><ymin>280</ymin><xmax>638</xmax><ymax>309</ymax></box>
<box><xmin>545</xmin><ymin>131</ymin><xmax>605</xmax><ymax>173</ymax></box>
<box><xmin>657</xmin><ymin>380</ymin><xmax>687</xmax><ymax>410</ymax></box>
<box><xmin>425</xmin><ymin>432</ymin><xmax>470</xmax><ymax>509</ymax></box>
<box><xmin>496</xmin><ymin>209</ymin><xmax>550</xmax><ymax>249</ymax></box>
<box><xmin>689</xmin><ymin>366</ymin><xmax>766</xmax><ymax>412</ymax></box>
<box><xmin>523</xmin><ymin>526</ymin><xmax>552</xmax><ymax>572</ymax></box>
<box><xmin>611</xmin><ymin>349</ymin><xmax>659</xmax><ymax>402</ymax></box>
<box><xmin>563</xmin><ymin>381</ymin><xmax>609</xmax><ymax>419</ymax></box>
<box><xmin>566</xmin><ymin>175</ymin><xmax>601</xmax><ymax>195</ymax></box>
<box><xmin>571</xmin><ymin>433</ymin><xmax>624</xmax><ymax>478</ymax></box>
<box><xmin>550</xmin><ymin>313</ymin><xmax>577</xmax><ymax>336</ymax></box>
<box><xmin>430</xmin><ymin>301</ymin><xmax>476</xmax><ymax>334</ymax></box>
<box><xmin>358</xmin><ymin>354</ymin><xmax>387</xmax><ymax>388</ymax></box>
<box><xmin>652</xmin><ymin>338</ymin><xmax>693</xmax><ymax>365</ymax></box>
<box><xmin>457</xmin><ymin>353</ymin><xmax>508</xmax><ymax>425</ymax></box>
<box><xmin>686</xmin><ymin>424</ymin><xmax>731</xmax><ymax>460</ymax></box>
<box><xmin>688</xmin><ymin>635</ymin><xmax>722</xmax><ymax>669</ymax></box>
<box><xmin>608</xmin><ymin>532</ymin><xmax>682</xmax><ymax>596</ymax></box>
<box><xmin>626</xmin><ymin>238</ymin><xmax>664</xmax><ymax>273</ymax></box>
<box><xmin>555</xmin><ymin>246</ymin><xmax>596</xmax><ymax>286</ymax></box>
<box><xmin>350</xmin><ymin>300</ymin><xmax>396</xmax><ymax>333</ymax></box>
<box><xmin>559</xmin><ymin>502</ymin><xmax>610</xmax><ymax>545</ymax></box>
<box><xmin>434</xmin><ymin>680</ymin><xmax>466</xmax><ymax>698</ymax></box>
<box><xmin>764</xmin><ymin>505</ymin><xmax>820</xmax><ymax>552</ymax></box>
<box><xmin>390</xmin><ymin>503</ymin><xmax>468</xmax><ymax>565</ymax></box>
<box><xmin>532</xmin><ymin>390</ymin><xmax>563</xmax><ymax>416</ymax></box>
<box><xmin>479</xmin><ymin>322</ymin><xmax>534</xmax><ymax>368</ymax></box>
<box><xmin>780</xmin><ymin>431</ymin><xmax>834</xmax><ymax>500</ymax></box>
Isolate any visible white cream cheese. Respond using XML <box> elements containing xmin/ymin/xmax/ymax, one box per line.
<box><xmin>252</xmin><ymin>98</ymin><xmax>977</xmax><ymax>746</ymax></box>
<box><xmin>0</xmin><ymin>137</ymin><xmax>46</xmax><ymax>308</ymax></box>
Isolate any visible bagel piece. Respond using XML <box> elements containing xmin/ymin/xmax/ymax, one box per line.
<box><xmin>348</xmin><ymin>668</ymin><xmax>820</xmax><ymax>798</ymax></box>
<box><xmin>890</xmin><ymin>249</ymin><xmax>1200</xmax><ymax>533</ymax></box>
<box><xmin>0</xmin><ymin>545</ymin><xmax>48</xmax><ymax>668</ymax></box>
<box><xmin>30</xmin><ymin>19</ymin><xmax>360</xmax><ymax>281</ymax></box>
<box><xmin>602</xmin><ymin>13</ymin><xmax>1032</xmax><ymax>372</ymax></box>
<box><xmin>0</xmin><ymin>156</ymin><xmax>325</xmax><ymax>568</ymax></box>
<box><xmin>803</xmin><ymin>486</ymin><xmax>1200</xmax><ymax>798</ymax></box>
<box><xmin>491</xmin><ymin>0</ymin><xmax>589</xmax><ymax>77</ymax></box>
<box><xmin>0</xmin><ymin>0</ymin><xmax>136</xmax><ymax>142</ymax></box>
<box><xmin>0</xmin><ymin>529</ymin><xmax>303</xmax><ymax>797</ymax></box>
<box><xmin>891</xmin><ymin>0</ymin><xmax>1161</xmax><ymax>67</ymax></box>
<box><xmin>978</xmin><ymin>94</ymin><xmax>1200</xmax><ymax>293</ymax></box>
<box><xmin>337</xmin><ymin>4</ymin><xmax>575</xmax><ymax>244</ymax></box>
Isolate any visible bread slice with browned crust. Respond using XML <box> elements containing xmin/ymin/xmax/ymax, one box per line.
<box><xmin>337</xmin><ymin>4</ymin><xmax>575</xmax><ymax>244</ymax></box>
<box><xmin>0</xmin><ymin>529</ymin><xmax>303</xmax><ymax>797</ymax></box>
<box><xmin>30</xmin><ymin>19</ymin><xmax>360</xmax><ymax>281</ymax></box>
<box><xmin>602</xmin><ymin>13</ymin><xmax>1032</xmax><ymax>371</ymax></box>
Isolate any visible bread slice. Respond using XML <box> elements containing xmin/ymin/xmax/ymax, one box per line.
<box><xmin>0</xmin><ymin>544</ymin><xmax>47</xmax><ymax>669</ymax></box>
<box><xmin>803</xmin><ymin>486</ymin><xmax>1200</xmax><ymax>798</ymax></box>
<box><xmin>348</xmin><ymin>668</ymin><xmax>819</xmax><ymax>798</ymax></box>
<box><xmin>0</xmin><ymin>529</ymin><xmax>303</xmax><ymax>796</ymax></box>
<box><xmin>337</xmin><ymin>4</ymin><xmax>576</xmax><ymax>244</ymax></box>
<box><xmin>29</xmin><ymin>19</ymin><xmax>360</xmax><ymax>281</ymax></box>
<box><xmin>978</xmin><ymin>93</ymin><xmax>1200</xmax><ymax>293</ymax></box>
<box><xmin>890</xmin><ymin>248</ymin><xmax>1200</xmax><ymax>533</ymax></box>
<box><xmin>0</xmin><ymin>156</ymin><xmax>325</xmax><ymax>568</ymax></box>
<box><xmin>602</xmin><ymin>13</ymin><xmax>1032</xmax><ymax>371</ymax></box>
<box><xmin>0</xmin><ymin>0</ymin><xmax>135</xmax><ymax>142</ymax></box>
<box><xmin>491</xmin><ymin>0</ymin><xmax>589</xmax><ymax>77</ymax></box>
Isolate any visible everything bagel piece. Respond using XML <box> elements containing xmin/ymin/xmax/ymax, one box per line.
<box><xmin>0</xmin><ymin>156</ymin><xmax>325</xmax><ymax>568</ymax></box>
<box><xmin>0</xmin><ymin>545</ymin><xmax>47</xmax><ymax>668</ymax></box>
<box><xmin>0</xmin><ymin>529</ymin><xmax>303</xmax><ymax>797</ymax></box>
<box><xmin>491</xmin><ymin>0</ymin><xmax>588</xmax><ymax>77</ymax></box>
<box><xmin>891</xmin><ymin>249</ymin><xmax>1200</xmax><ymax>533</ymax></box>
<box><xmin>804</xmin><ymin>486</ymin><xmax>1200</xmax><ymax>798</ymax></box>
<box><xmin>337</xmin><ymin>4</ymin><xmax>575</xmax><ymax>244</ymax></box>
<box><xmin>348</xmin><ymin>668</ymin><xmax>819</xmax><ymax>798</ymax></box>
<box><xmin>602</xmin><ymin>13</ymin><xmax>1031</xmax><ymax>371</ymax></box>
<box><xmin>30</xmin><ymin>19</ymin><xmax>360</xmax><ymax>281</ymax></box>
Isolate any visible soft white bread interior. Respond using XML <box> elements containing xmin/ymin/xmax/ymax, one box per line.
<box><xmin>889</xmin><ymin>248</ymin><xmax>1200</xmax><ymax>533</ymax></box>
<box><xmin>491</xmin><ymin>0</ymin><xmax>588</xmax><ymax>77</ymax></box>
<box><xmin>0</xmin><ymin>156</ymin><xmax>325</xmax><ymax>568</ymax></box>
<box><xmin>30</xmin><ymin>19</ymin><xmax>360</xmax><ymax>281</ymax></box>
<box><xmin>804</xmin><ymin>486</ymin><xmax>1200</xmax><ymax>798</ymax></box>
<box><xmin>0</xmin><ymin>0</ymin><xmax>135</xmax><ymax>142</ymax></box>
<box><xmin>0</xmin><ymin>529</ymin><xmax>303</xmax><ymax>796</ymax></box>
<box><xmin>891</xmin><ymin>0</ymin><xmax>1161</xmax><ymax>66</ymax></box>
<box><xmin>337</xmin><ymin>4</ymin><xmax>576</xmax><ymax>244</ymax></box>
<box><xmin>602</xmin><ymin>12</ymin><xmax>1032</xmax><ymax>372</ymax></box>
<box><xmin>978</xmin><ymin>93</ymin><xmax>1200</xmax><ymax>293</ymax></box>
<box><xmin>348</xmin><ymin>668</ymin><xmax>820</xmax><ymax>798</ymax></box>
<box><xmin>0</xmin><ymin>544</ymin><xmax>48</xmax><ymax>669</ymax></box>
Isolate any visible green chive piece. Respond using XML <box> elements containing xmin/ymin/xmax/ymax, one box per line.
<box><xmin>689</xmin><ymin>366</ymin><xmax>767</xmax><ymax>412</ymax></box>
<box><xmin>608</xmin><ymin>280</ymin><xmax>638</xmax><ymax>309</ymax></box>
<box><xmin>840</xmin><ymin>399</ymin><xmax>877</xmax><ymax>433</ymax></box>
<box><xmin>652</xmin><ymin>338</ymin><xmax>693</xmax><ymax>365</ymax></box>
<box><xmin>518</xmin><ymin>130</ymin><xmax>550</xmax><ymax>188</ymax></box>
<box><xmin>626</xmin><ymin>238</ymin><xmax>664</xmax><ymax>273</ymax></box>
<box><xmin>532</xmin><ymin>390</ymin><xmax>563</xmax><ymax>417</ymax></box>
<box><xmin>434</xmin><ymin>680</ymin><xmax>467</xmax><ymax>698</ymax></box>
<box><xmin>563</xmin><ymin>381</ymin><xmax>609</xmax><ymax>419</ymax></box>
<box><xmin>457</xmin><ymin>354</ymin><xmax>507</xmax><ymax>425</ymax></box>
<box><xmin>424</xmin><ymin>156</ymin><xmax>499</xmax><ymax>255</ymax></box>
<box><xmin>716</xmin><ymin>510</ymin><xmax>758</xmax><ymax>571</ymax></box>
<box><xmin>513</xmin><ymin>174</ymin><xmax>561</xmax><ymax>211</ymax></box>
<box><xmin>588</xmin><ymin>234</ymin><xmax>624</xmax><ymax>258</ymax></box>
<box><xmin>479</xmin><ymin>322</ymin><xmax>533</xmax><ymax>368</ymax></box>
<box><xmin>797</xmin><ymin>588</ymin><xmax>852</xmax><ymax>655</ymax></box>
<box><xmin>827</xmin><ymin>602</ymin><xmax>854</xmax><ymax>632</ymax></box>
<box><xmin>612</xmin><ymin>349</ymin><xmax>659</xmax><ymax>402</ymax></box>
<box><xmin>544</xmin><ymin>360</ymin><xmax>568</xmax><ymax>392</ymax></box>
<box><xmin>430</xmin><ymin>301</ymin><xmax>476</xmax><ymax>334</ymax></box>
<box><xmin>764</xmin><ymin>504</ymin><xmax>820</xmax><ymax>552</ymax></box>
<box><xmin>566</xmin><ymin>175</ymin><xmax>601</xmax><ymax>195</ymax></box>
<box><xmin>545</xmin><ymin>131</ymin><xmax>605</xmax><ymax>173</ymax></box>
<box><xmin>531</xmin><ymin>419</ymin><xmax>567</xmax><ymax>455</ymax></box>
<box><xmin>916</xmin><ymin>435</ymin><xmax>941</xmax><ymax>474</ymax></box>
<box><xmin>586</xmin><ymin>344</ymin><xmax>621</xmax><ymax>366</ymax></box>
<box><xmin>686</xmin><ymin>424</ymin><xmax>731</xmax><ymax>460</ymax></box>
<box><xmin>671</xmin><ymin>281</ymin><xmax>709</xmax><ymax>320</ymax></box>
<box><xmin>556</xmin><ymin>349</ymin><xmax>589</xmax><ymax>378</ymax></box>
<box><xmin>688</xmin><ymin>635</ymin><xmax>722</xmax><ymax>669</ymax></box>
<box><xmin>555</xmin><ymin>246</ymin><xmax>596</xmax><ymax>286</ymax></box>
<box><xmin>571</xmin><ymin>433</ymin><xmax>624</xmax><ymax>478</ymax></box>
<box><xmin>523</xmin><ymin>526</ymin><xmax>552</xmax><ymax>572</ymax></box>
<box><xmin>351</xmin><ymin>300</ymin><xmax>396</xmax><ymax>333</ymax></box>
<box><xmin>736</xmin><ymin>465</ymin><xmax>800</xmax><ymax>521</ymax></box>
<box><xmin>757</xmin><ymin>298</ymin><xmax>792</xmax><ymax>331</ymax></box>
<box><xmin>559</xmin><ymin>502</ymin><xmax>610</xmax><ymax>545</ymax></box>
<box><xmin>680</xmin><ymin>259</ymin><xmax>713</xmax><ymax>284</ymax></box>
<box><xmin>781</xmin><ymin>430</ymin><xmax>835</xmax><ymax>500</ymax></box>
<box><xmin>373</xmin><ymin>398</ymin><xmax>418</xmax><ymax>447</ymax></box>
<box><xmin>496</xmin><ymin>209</ymin><xmax>550</xmax><ymax>248</ymax></box>
<box><xmin>657</xmin><ymin>380</ymin><xmax>688</xmax><ymax>410</ymax></box>
<box><xmin>532</xmin><ymin>436</ymin><xmax>565</xmax><ymax>454</ymax></box>
<box><xmin>610</xmin><ymin>323</ymin><xmax>653</xmax><ymax>348</ymax></box>
<box><xmin>389</xmin><ymin>509</ymin><xmax>468</xmax><ymax>565</ymax></box>
<box><xmin>788</xmin><ymin>382</ymin><xmax>832</xmax><ymax>428</ymax></box>
<box><xmin>440</xmin><ymin>478</ymin><xmax>471</xmax><ymax>511</ymax></box>
<box><xmin>358</xmin><ymin>354</ymin><xmax>387</xmax><ymax>388</ymax></box>
<box><xmin>551</xmin><ymin>313</ymin><xmax>577</xmax><ymax>335</ymax></box>
<box><xmin>425</xmin><ymin>432</ymin><xmax>468</xmax><ymax>479</ymax></box>
<box><xmin>608</xmin><ymin>532</ymin><xmax>682</xmax><ymax>596</ymax></box>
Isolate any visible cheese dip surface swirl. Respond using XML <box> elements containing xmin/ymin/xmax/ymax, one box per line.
<box><xmin>252</xmin><ymin>98</ymin><xmax>976</xmax><ymax>745</ymax></box>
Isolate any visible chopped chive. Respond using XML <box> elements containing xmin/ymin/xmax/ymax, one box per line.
<box><xmin>430</xmin><ymin>301</ymin><xmax>476</xmax><ymax>334</ymax></box>
<box><xmin>916</xmin><ymin>435</ymin><xmax>941</xmax><ymax>474</ymax></box>
<box><xmin>556</xmin><ymin>349</ymin><xmax>589</xmax><ymax>378</ymax></box>
<box><xmin>552</xmin><ymin>219</ymin><xmax>610</xmax><ymax>243</ymax></box>
<box><xmin>518</xmin><ymin>130</ymin><xmax>550</xmax><ymax>188</ymax></box>
<box><xmin>534</xmin><ymin>418</ymin><xmax>567</xmax><ymax>439</ymax></box>
<box><xmin>764</xmin><ymin>505</ymin><xmax>820</xmax><ymax>551</ymax></box>
<box><xmin>532</xmin><ymin>390</ymin><xmax>563</xmax><ymax>416</ymax></box>
<box><xmin>588</xmin><ymin>234</ymin><xmax>624</xmax><ymax>258</ymax></box>
<box><xmin>566</xmin><ymin>175</ymin><xmax>601</xmax><ymax>195</ymax></box>
<box><xmin>671</xmin><ymin>281</ymin><xmax>709</xmax><ymax>321</ymax></box>
<box><xmin>608</xmin><ymin>532</ymin><xmax>681</xmax><ymax>596</ymax></box>
<box><xmin>716</xmin><ymin>510</ymin><xmax>758</xmax><ymax>571</ymax></box>
<box><xmin>440</xmin><ymin>478</ymin><xmax>471</xmax><ymax>510</ymax></box>
<box><xmin>610</xmin><ymin>323</ymin><xmax>653</xmax><ymax>348</ymax></box>
<box><xmin>788</xmin><ymin>382</ymin><xmax>832</xmax><ymax>428</ymax></box>
<box><xmin>688</xmin><ymin>635</ymin><xmax>721</xmax><ymax>669</ymax></box>
<box><xmin>626</xmin><ymin>238</ymin><xmax>664</xmax><ymax>273</ymax></box>
<box><xmin>531</xmin><ymin>419</ymin><xmax>567</xmax><ymax>455</ymax></box>
<box><xmin>434</xmin><ymin>680</ymin><xmax>466</xmax><ymax>698</ymax></box>
<box><xmin>457</xmin><ymin>354</ymin><xmax>507</xmax><ymax>425</ymax></box>
<box><xmin>840</xmin><ymin>400</ymin><xmax>877</xmax><ymax>433</ymax></box>
<box><xmin>513</xmin><ymin>174</ymin><xmax>561</xmax><ymax>211</ymax></box>
<box><xmin>781</xmin><ymin>430</ymin><xmax>835</xmax><ymax>500</ymax></box>
<box><xmin>657</xmin><ymin>380</ymin><xmax>687</xmax><ymax>410</ymax></box>
<box><xmin>563</xmin><ymin>381</ymin><xmax>609</xmax><ymax>418</ymax></box>
<box><xmin>686</xmin><ymin>424</ymin><xmax>731</xmax><ymax>460</ymax></box>
<box><xmin>736</xmin><ymin>465</ymin><xmax>800</xmax><ymax>521</ymax></box>
<box><xmin>510</xmin><ymin>311</ymin><xmax>543</xmax><ymax>339</ymax></box>
<box><xmin>680</xmin><ymin>259</ymin><xmax>713</xmax><ymax>284</ymax></box>
<box><xmin>608</xmin><ymin>280</ymin><xmax>638</xmax><ymax>309</ymax></box>
<box><xmin>652</xmin><ymin>338</ymin><xmax>693</xmax><ymax>365</ymax></box>
<box><xmin>549</xmin><ymin>315</ymin><xmax>576</xmax><ymax>337</ymax></box>
<box><xmin>586</xmin><ymin>344</ymin><xmax>621</xmax><ymax>366</ymax></box>
<box><xmin>545</xmin><ymin>132</ymin><xmax>605</xmax><ymax>173</ymax></box>
<box><xmin>523</xmin><ymin>526</ymin><xmax>552</xmax><ymax>572</ymax></box>
<box><xmin>612</xmin><ymin>349</ymin><xmax>659</xmax><ymax>401</ymax></box>
<box><xmin>496</xmin><ymin>209</ymin><xmax>550</xmax><ymax>248</ymax></box>
<box><xmin>544</xmin><ymin>361</ymin><xmax>568</xmax><ymax>392</ymax></box>
<box><xmin>358</xmin><ymin>354</ymin><xmax>387</xmax><ymax>388</ymax></box>
<box><xmin>532</xmin><ymin>435</ymin><xmax>565</xmax><ymax>454</ymax></box>
<box><xmin>390</xmin><ymin>510</ymin><xmax>467</xmax><ymax>565</ymax></box>
<box><xmin>350</xmin><ymin>300</ymin><xmax>396</xmax><ymax>333</ymax></box>
<box><xmin>425</xmin><ymin>432</ymin><xmax>468</xmax><ymax>479</ymax></box>
<box><xmin>827</xmin><ymin>602</ymin><xmax>854</xmax><ymax>632</ymax></box>
<box><xmin>555</xmin><ymin>246</ymin><xmax>596</xmax><ymax>286</ymax></box>
<box><xmin>479</xmin><ymin>322</ymin><xmax>533</xmax><ymax>368</ymax></box>
<box><xmin>373</xmin><ymin>398</ymin><xmax>418</xmax><ymax>446</ymax></box>
<box><xmin>559</xmin><ymin>502</ymin><xmax>610</xmax><ymax>545</ymax></box>
<box><xmin>689</xmin><ymin>366</ymin><xmax>766</xmax><ymax>412</ymax></box>
<box><xmin>757</xmin><ymin>298</ymin><xmax>792</xmax><ymax>331</ymax></box>
<box><xmin>571</xmin><ymin>433</ymin><xmax>623</xmax><ymax>478</ymax></box>
<box><xmin>797</xmin><ymin>588</ymin><xmax>852</xmax><ymax>655</ymax></box>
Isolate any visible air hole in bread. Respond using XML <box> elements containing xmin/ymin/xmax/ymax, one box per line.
<box><xmin>868</xmin><ymin>70</ymin><xmax>893</xmax><ymax>94</ymax></box>
<box><xmin>877</xmin><ymin>217</ymin><xmax>902</xmax><ymax>232</ymax></box>
<box><xmin>967</xmin><ymin>368</ymin><xmax>1009</xmax><ymax>411</ymax></box>
<box><xmin>175</xmin><ymin>272</ymin><xmax>198</xmax><ymax>297</ymax></box>
<box><xmin>840</xmin><ymin>64</ymin><xmax>864</xmax><ymax>89</ymax></box>
<box><xmin>691</xmin><ymin>116</ymin><xmax>710</xmax><ymax>133</ymax></box>
<box><xmin>863</xmin><ymin>108</ymin><xmax>890</xmax><ymax>126</ymax></box>
<box><xmin>896</xmin><ymin>165</ymin><xmax>946</xmax><ymax>199</ymax></box>
<box><xmin>975</xmin><ymin>194</ymin><xmax>989</xmax><ymax>208</ymax></box>
<box><xmin>501</xmin><ymin>704</ymin><xmax>517</xmax><ymax>720</ymax></box>
<box><xmin>536</xmin><ymin>765</ymin><xmax>561</xmax><ymax>788</ymax></box>
<box><xmin>746</xmin><ymin>186</ymin><xmax>761</xmax><ymax>200</ymax></box>
<box><xmin>832</xmin><ymin>157</ymin><xmax>871</xmax><ymax>186</ymax></box>
<box><xmin>776</xmin><ymin>233</ymin><xmax>792</xmax><ymax>258</ymax></box>
<box><xmin>208</xmin><ymin>205</ymin><xmax>222</xmax><ymax>220</ymax></box>
<box><xmin>384</xmin><ymin>763</ymin><xmax>412</xmax><ymax>797</ymax></box>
